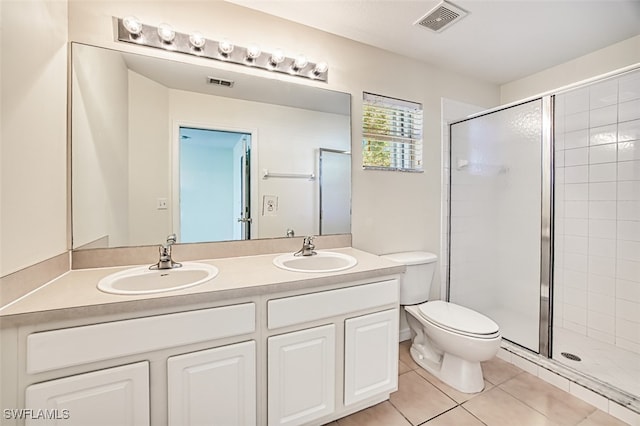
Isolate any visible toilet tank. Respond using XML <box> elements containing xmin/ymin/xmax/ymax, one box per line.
<box><xmin>381</xmin><ymin>251</ymin><xmax>438</xmax><ymax>305</ymax></box>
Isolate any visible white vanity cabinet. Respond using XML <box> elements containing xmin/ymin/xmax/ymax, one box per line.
<box><xmin>268</xmin><ymin>325</ymin><xmax>336</xmax><ymax>426</ymax></box>
<box><xmin>19</xmin><ymin>303</ymin><xmax>256</xmax><ymax>426</ymax></box>
<box><xmin>25</xmin><ymin>362</ymin><xmax>150</xmax><ymax>426</ymax></box>
<box><xmin>266</xmin><ymin>279</ymin><xmax>399</xmax><ymax>426</ymax></box>
<box><xmin>3</xmin><ymin>253</ymin><xmax>403</xmax><ymax>426</ymax></box>
<box><xmin>344</xmin><ymin>309</ymin><xmax>398</xmax><ymax>406</ymax></box>
<box><xmin>167</xmin><ymin>340</ymin><xmax>256</xmax><ymax>426</ymax></box>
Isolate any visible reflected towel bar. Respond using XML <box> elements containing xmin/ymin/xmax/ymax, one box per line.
<box><xmin>262</xmin><ymin>169</ymin><xmax>315</xmax><ymax>180</ymax></box>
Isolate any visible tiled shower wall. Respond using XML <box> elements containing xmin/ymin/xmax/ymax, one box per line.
<box><xmin>554</xmin><ymin>69</ymin><xmax>640</xmax><ymax>355</ymax></box>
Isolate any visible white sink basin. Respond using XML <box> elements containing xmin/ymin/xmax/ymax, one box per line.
<box><xmin>273</xmin><ymin>251</ymin><xmax>357</xmax><ymax>273</ymax></box>
<box><xmin>97</xmin><ymin>262</ymin><xmax>219</xmax><ymax>295</ymax></box>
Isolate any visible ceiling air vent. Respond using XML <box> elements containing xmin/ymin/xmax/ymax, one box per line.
<box><xmin>414</xmin><ymin>0</ymin><xmax>468</xmax><ymax>33</ymax></box>
<box><xmin>207</xmin><ymin>76</ymin><xmax>234</xmax><ymax>88</ymax></box>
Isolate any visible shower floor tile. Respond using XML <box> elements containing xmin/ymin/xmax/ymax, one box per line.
<box><xmin>553</xmin><ymin>326</ymin><xmax>640</xmax><ymax>397</ymax></box>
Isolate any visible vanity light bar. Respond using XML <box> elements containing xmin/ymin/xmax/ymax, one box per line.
<box><xmin>115</xmin><ymin>17</ymin><xmax>329</xmax><ymax>82</ymax></box>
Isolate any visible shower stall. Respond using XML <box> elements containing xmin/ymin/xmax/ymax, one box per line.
<box><xmin>447</xmin><ymin>68</ymin><xmax>640</xmax><ymax>411</ymax></box>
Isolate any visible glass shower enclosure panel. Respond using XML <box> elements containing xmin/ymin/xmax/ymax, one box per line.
<box><xmin>449</xmin><ymin>99</ymin><xmax>543</xmax><ymax>352</ymax></box>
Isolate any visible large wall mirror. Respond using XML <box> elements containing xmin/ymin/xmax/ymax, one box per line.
<box><xmin>71</xmin><ymin>43</ymin><xmax>351</xmax><ymax>250</ymax></box>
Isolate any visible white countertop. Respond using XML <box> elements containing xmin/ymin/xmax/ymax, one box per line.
<box><xmin>0</xmin><ymin>248</ymin><xmax>404</xmax><ymax>324</ymax></box>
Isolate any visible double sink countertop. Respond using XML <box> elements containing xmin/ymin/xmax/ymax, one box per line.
<box><xmin>0</xmin><ymin>248</ymin><xmax>404</xmax><ymax>325</ymax></box>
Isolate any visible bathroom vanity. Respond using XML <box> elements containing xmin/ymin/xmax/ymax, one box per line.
<box><xmin>0</xmin><ymin>248</ymin><xmax>403</xmax><ymax>426</ymax></box>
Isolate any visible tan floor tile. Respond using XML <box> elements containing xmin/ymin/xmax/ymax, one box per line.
<box><xmin>425</xmin><ymin>407</ymin><xmax>486</xmax><ymax>426</ymax></box>
<box><xmin>336</xmin><ymin>401</ymin><xmax>411</xmax><ymax>426</ymax></box>
<box><xmin>481</xmin><ymin>356</ymin><xmax>523</xmax><ymax>385</ymax></box>
<box><xmin>415</xmin><ymin>367</ymin><xmax>494</xmax><ymax>404</ymax></box>
<box><xmin>389</xmin><ymin>370</ymin><xmax>457</xmax><ymax>425</ymax></box>
<box><xmin>463</xmin><ymin>387</ymin><xmax>557</xmax><ymax>426</ymax></box>
<box><xmin>576</xmin><ymin>409</ymin><xmax>630</xmax><ymax>426</ymax></box>
<box><xmin>500</xmin><ymin>372</ymin><xmax>596</xmax><ymax>425</ymax></box>
<box><xmin>399</xmin><ymin>340</ymin><xmax>419</xmax><ymax>370</ymax></box>
<box><xmin>398</xmin><ymin>359</ymin><xmax>412</xmax><ymax>375</ymax></box>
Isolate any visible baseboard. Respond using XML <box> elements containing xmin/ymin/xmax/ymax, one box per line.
<box><xmin>399</xmin><ymin>327</ymin><xmax>411</xmax><ymax>342</ymax></box>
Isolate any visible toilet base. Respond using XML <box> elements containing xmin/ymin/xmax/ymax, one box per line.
<box><xmin>409</xmin><ymin>343</ymin><xmax>485</xmax><ymax>394</ymax></box>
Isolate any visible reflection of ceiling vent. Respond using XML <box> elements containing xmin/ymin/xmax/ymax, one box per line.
<box><xmin>414</xmin><ymin>0</ymin><xmax>468</xmax><ymax>33</ymax></box>
<box><xmin>207</xmin><ymin>76</ymin><xmax>234</xmax><ymax>87</ymax></box>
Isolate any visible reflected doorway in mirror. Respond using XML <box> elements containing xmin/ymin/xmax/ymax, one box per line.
<box><xmin>178</xmin><ymin>127</ymin><xmax>252</xmax><ymax>243</ymax></box>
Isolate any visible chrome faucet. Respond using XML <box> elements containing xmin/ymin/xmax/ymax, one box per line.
<box><xmin>150</xmin><ymin>234</ymin><xmax>182</xmax><ymax>270</ymax></box>
<box><xmin>295</xmin><ymin>235</ymin><xmax>316</xmax><ymax>257</ymax></box>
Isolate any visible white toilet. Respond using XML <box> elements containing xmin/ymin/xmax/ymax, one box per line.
<box><xmin>382</xmin><ymin>251</ymin><xmax>501</xmax><ymax>393</ymax></box>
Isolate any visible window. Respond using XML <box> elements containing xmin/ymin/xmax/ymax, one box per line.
<box><xmin>362</xmin><ymin>92</ymin><xmax>423</xmax><ymax>172</ymax></box>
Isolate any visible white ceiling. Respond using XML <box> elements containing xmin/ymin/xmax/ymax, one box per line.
<box><xmin>226</xmin><ymin>0</ymin><xmax>640</xmax><ymax>85</ymax></box>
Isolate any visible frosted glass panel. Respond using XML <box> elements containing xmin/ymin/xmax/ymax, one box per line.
<box><xmin>319</xmin><ymin>150</ymin><xmax>351</xmax><ymax>235</ymax></box>
<box><xmin>449</xmin><ymin>100</ymin><xmax>542</xmax><ymax>352</ymax></box>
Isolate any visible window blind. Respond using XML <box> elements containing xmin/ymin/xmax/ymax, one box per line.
<box><xmin>362</xmin><ymin>92</ymin><xmax>423</xmax><ymax>172</ymax></box>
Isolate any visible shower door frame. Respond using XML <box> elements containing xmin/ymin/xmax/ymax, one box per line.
<box><xmin>446</xmin><ymin>96</ymin><xmax>554</xmax><ymax>358</ymax></box>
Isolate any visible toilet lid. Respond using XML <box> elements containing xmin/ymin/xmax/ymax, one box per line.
<box><xmin>418</xmin><ymin>301</ymin><xmax>499</xmax><ymax>336</ymax></box>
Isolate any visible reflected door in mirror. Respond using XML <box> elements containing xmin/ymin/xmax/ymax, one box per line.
<box><xmin>179</xmin><ymin>127</ymin><xmax>251</xmax><ymax>243</ymax></box>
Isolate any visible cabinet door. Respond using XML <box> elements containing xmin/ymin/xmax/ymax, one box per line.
<box><xmin>167</xmin><ymin>340</ymin><xmax>256</xmax><ymax>426</ymax></box>
<box><xmin>344</xmin><ymin>309</ymin><xmax>398</xmax><ymax>406</ymax></box>
<box><xmin>268</xmin><ymin>324</ymin><xmax>335</xmax><ymax>426</ymax></box>
<box><xmin>25</xmin><ymin>362</ymin><xmax>149</xmax><ymax>426</ymax></box>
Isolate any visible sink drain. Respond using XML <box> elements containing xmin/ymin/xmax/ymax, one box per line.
<box><xmin>561</xmin><ymin>352</ymin><xmax>581</xmax><ymax>362</ymax></box>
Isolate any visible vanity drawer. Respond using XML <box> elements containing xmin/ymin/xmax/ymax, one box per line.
<box><xmin>268</xmin><ymin>279</ymin><xmax>398</xmax><ymax>329</ymax></box>
<box><xmin>27</xmin><ymin>303</ymin><xmax>255</xmax><ymax>374</ymax></box>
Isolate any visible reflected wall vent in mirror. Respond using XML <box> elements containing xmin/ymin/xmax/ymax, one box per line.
<box><xmin>207</xmin><ymin>76</ymin><xmax>234</xmax><ymax>88</ymax></box>
<box><xmin>115</xmin><ymin>17</ymin><xmax>329</xmax><ymax>82</ymax></box>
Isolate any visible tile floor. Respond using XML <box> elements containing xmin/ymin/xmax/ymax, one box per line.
<box><xmin>327</xmin><ymin>341</ymin><xmax>629</xmax><ymax>426</ymax></box>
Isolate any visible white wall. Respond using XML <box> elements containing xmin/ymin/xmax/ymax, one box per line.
<box><xmin>0</xmin><ymin>0</ymin><xmax>68</xmax><ymax>275</ymax></box>
<box><xmin>67</xmin><ymin>0</ymin><xmax>500</xmax><ymax>258</ymax></box>
<box><xmin>501</xmin><ymin>35</ymin><xmax>640</xmax><ymax>104</ymax></box>
<box><xmin>123</xmin><ymin>73</ymin><xmax>350</xmax><ymax>245</ymax></box>
<box><xmin>72</xmin><ymin>44</ymin><xmax>129</xmax><ymax>248</ymax></box>
<box><xmin>128</xmin><ymin>71</ymin><xmax>171</xmax><ymax>246</ymax></box>
<box><xmin>169</xmin><ymin>89</ymin><xmax>350</xmax><ymax>240</ymax></box>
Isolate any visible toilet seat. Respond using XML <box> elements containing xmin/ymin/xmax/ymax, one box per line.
<box><xmin>417</xmin><ymin>301</ymin><xmax>500</xmax><ymax>339</ymax></box>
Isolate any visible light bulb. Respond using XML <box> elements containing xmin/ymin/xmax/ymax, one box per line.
<box><xmin>269</xmin><ymin>49</ymin><xmax>286</xmax><ymax>67</ymax></box>
<box><xmin>218</xmin><ymin>39</ymin><xmax>234</xmax><ymax>56</ymax></box>
<box><xmin>313</xmin><ymin>61</ymin><xmax>328</xmax><ymax>75</ymax></box>
<box><xmin>292</xmin><ymin>54</ymin><xmax>308</xmax><ymax>71</ymax></box>
<box><xmin>246</xmin><ymin>44</ymin><xmax>261</xmax><ymax>60</ymax></box>
<box><xmin>122</xmin><ymin>16</ymin><xmax>142</xmax><ymax>36</ymax></box>
<box><xmin>157</xmin><ymin>23</ymin><xmax>175</xmax><ymax>43</ymax></box>
<box><xmin>189</xmin><ymin>32</ymin><xmax>206</xmax><ymax>49</ymax></box>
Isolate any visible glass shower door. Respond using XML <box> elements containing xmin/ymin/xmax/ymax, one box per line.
<box><xmin>449</xmin><ymin>99</ymin><xmax>544</xmax><ymax>352</ymax></box>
